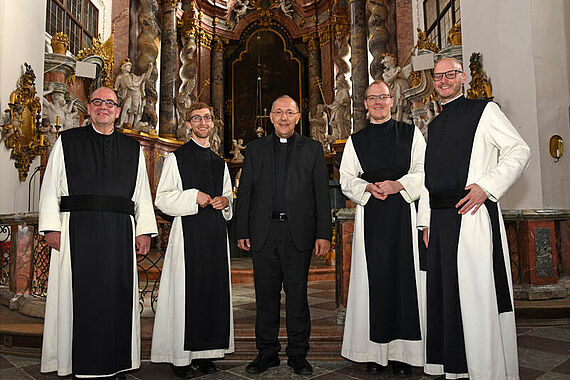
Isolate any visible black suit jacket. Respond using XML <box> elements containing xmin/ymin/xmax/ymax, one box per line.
<box><xmin>235</xmin><ymin>132</ymin><xmax>332</xmax><ymax>252</ymax></box>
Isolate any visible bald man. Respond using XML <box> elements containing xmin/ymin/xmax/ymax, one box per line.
<box><xmin>418</xmin><ymin>57</ymin><xmax>530</xmax><ymax>380</ymax></box>
<box><xmin>39</xmin><ymin>87</ymin><xmax>157</xmax><ymax>378</ymax></box>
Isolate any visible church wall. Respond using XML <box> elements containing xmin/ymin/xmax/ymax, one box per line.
<box><xmin>459</xmin><ymin>0</ymin><xmax>544</xmax><ymax>209</ymax></box>
<box><xmin>530</xmin><ymin>0</ymin><xmax>570</xmax><ymax>209</ymax></box>
<box><xmin>0</xmin><ymin>0</ymin><xmax>46</xmax><ymax>213</ymax></box>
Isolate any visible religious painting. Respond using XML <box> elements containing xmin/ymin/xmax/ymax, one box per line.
<box><xmin>231</xmin><ymin>29</ymin><xmax>303</xmax><ymax>145</ymax></box>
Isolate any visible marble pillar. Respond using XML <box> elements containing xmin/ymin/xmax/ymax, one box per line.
<box><xmin>395</xmin><ymin>0</ymin><xmax>413</xmax><ymax>66</ymax></box>
<box><xmin>158</xmin><ymin>0</ymin><xmax>179</xmax><ymax>138</ymax></box>
<box><xmin>350</xmin><ymin>0</ymin><xmax>369</xmax><ymax>132</ymax></box>
<box><xmin>211</xmin><ymin>37</ymin><xmax>225</xmax><ymax>151</ymax></box>
<box><xmin>307</xmin><ymin>34</ymin><xmax>321</xmax><ymax>116</ymax></box>
<box><xmin>111</xmin><ymin>0</ymin><xmax>130</xmax><ymax>79</ymax></box>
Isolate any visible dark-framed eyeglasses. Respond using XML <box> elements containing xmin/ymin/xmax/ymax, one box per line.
<box><xmin>271</xmin><ymin>110</ymin><xmax>299</xmax><ymax>118</ymax></box>
<box><xmin>366</xmin><ymin>94</ymin><xmax>392</xmax><ymax>102</ymax></box>
<box><xmin>189</xmin><ymin>115</ymin><xmax>213</xmax><ymax>122</ymax></box>
<box><xmin>90</xmin><ymin>98</ymin><xmax>119</xmax><ymax>108</ymax></box>
<box><xmin>433</xmin><ymin>70</ymin><xmax>463</xmax><ymax>82</ymax></box>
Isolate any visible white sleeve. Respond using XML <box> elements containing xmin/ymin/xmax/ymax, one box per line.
<box><xmin>154</xmin><ymin>152</ymin><xmax>200</xmax><ymax>217</ymax></box>
<box><xmin>38</xmin><ymin>137</ymin><xmax>65</xmax><ymax>234</ymax></box>
<box><xmin>474</xmin><ymin>102</ymin><xmax>531</xmax><ymax>201</ymax></box>
<box><xmin>133</xmin><ymin>147</ymin><xmax>158</xmax><ymax>237</ymax></box>
<box><xmin>398</xmin><ymin>127</ymin><xmax>426</xmax><ymax>203</ymax></box>
<box><xmin>221</xmin><ymin>163</ymin><xmax>233</xmax><ymax>221</ymax></box>
<box><xmin>417</xmin><ymin>183</ymin><xmax>430</xmax><ymax>230</ymax></box>
<box><xmin>339</xmin><ymin>137</ymin><xmax>371</xmax><ymax>206</ymax></box>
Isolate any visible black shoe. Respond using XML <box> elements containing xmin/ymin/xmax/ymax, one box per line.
<box><xmin>287</xmin><ymin>356</ymin><xmax>313</xmax><ymax>375</ymax></box>
<box><xmin>115</xmin><ymin>374</ymin><xmax>126</xmax><ymax>380</ymax></box>
<box><xmin>192</xmin><ymin>359</ymin><xmax>217</xmax><ymax>374</ymax></box>
<box><xmin>366</xmin><ymin>362</ymin><xmax>387</xmax><ymax>374</ymax></box>
<box><xmin>391</xmin><ymin>361</ymin><xmax>411</xmax><ymax>378</ymax></box>
<box><xmin>170</xmin><ymin>364</ymin><xmax>195</xmax><ymax>378</ymax></box>
<box><xmin>245</xmin><ymin>355</ymin><xmax>280</xmax><ymax>374</ymax></box>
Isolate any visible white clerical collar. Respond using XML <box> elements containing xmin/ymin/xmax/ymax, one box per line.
<box><xmin>370</xmin><ymin>116</ymin><xmax>392</xmax><ymax>124</ymax></box>
<box><xmin>192</xmin><ymin>137</ymin><xmax>210</xmax><ymax>148</ymax></box>
<box><xmin>279</xmin><ymin>138</ymin><xmax>287</xmax><ymax>143</ymax></box>
<box><xmin>91</xmin><ymin>125</ymin><xmax>114</xmax><ymax>135</ymax></box>
<box><xmin>441</xmin><ymin>93</ymin><xmax>463</xmax><ymax>105</ymax></box>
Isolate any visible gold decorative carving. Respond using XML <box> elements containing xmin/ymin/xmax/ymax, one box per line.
<box><xmin>212</xmin><ymin>36</ymin><xmax>228</xmax><ymax>52</ymax></box>
<box><xmin>297</xmin><ymin>17</ymin><xmax>306</xmax><ymax>27</ymax></box>
<box><xmin>1</xmin><ymin>63</ymin><xmax>45</xmax><ymax>182</ymax></box>
<box><xmin>303</xmin><ymin>33</ymin><xmax>319</xmax><ymax>51</ymax></box>
<box><xmin>51</xmin><ymin>32</ymin><xmax>69</xmax><ymax>55</ymax></box>
<box><xmin>467</xmin><ymin>52</ymin><xmax>493</xmax><ymax>100</ymax></box>
<box><xmin>416</xmin><ymin>28</ymin><xmax>439</xmax><ymax>53</ymax></box>
<box><xmin>250</xmin><ymin>0</ymin><xmax>280</xmax><ymax>10</ymax></box>
<box><xmin>332</xmin><ymin>11</ymin><xmax>350</xmax><ymax>36</ymax></box>
<box><xmin>76</xmin><ymin>25</ymin><xmax>115</xmax><ymax>88</ymax></box>
<box><xmin>179</xmin><ymin>6</ymin><xmax>213</xmax><ymax>48</ymax></box>
<box><xmin>447</xmin><ymin>22</ymin><xmax>462</xmax><ymax>46</ymax></box>
<box><xmin>318</xmin><ymin>27</ymin><xmax>332</xmax><ymax>46</ymax></box>
<box><xmin>225</xmin><ymin>18</ymin><xmax>232</xmax><ymax>28</ymax></box>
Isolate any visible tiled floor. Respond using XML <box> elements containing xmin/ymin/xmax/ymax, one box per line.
<box><xmin>1</xmin><ymin>279</ymin><xmax>569</xmax><ymax>379</ymax></box>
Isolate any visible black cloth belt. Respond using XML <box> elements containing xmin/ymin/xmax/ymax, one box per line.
<box><xmin>429</xmin><ymin>190</ymin><xmax>470</xmax><ymax>209</ymax></box>
<box><xmin>429</xmin><ymin>189</ymin><xmax>513</xmax><ymax>314</ymax></box>
<box><xmin>271</xmin><ymin>212</ymin><xmax>288</xmax><ymax>221</ymax></box>
<box><xmin>360</xmin><ymin>168</ymin><xmax>405</xmax><ymax>183</ymax></box>
<box><xmin>60</xmin><ymin>194</ymin><xmax>135</xmax><ymax>216</ymax></box>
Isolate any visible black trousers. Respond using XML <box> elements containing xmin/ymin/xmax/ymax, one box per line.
<box><xmin>252</xmin><ymin>220</ymin><xmax>312</xmax><ymax>357</ymax></box>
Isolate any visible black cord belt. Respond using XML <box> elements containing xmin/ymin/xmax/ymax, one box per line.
<box><xmin>429</xmin><ymin>190</ymin><xmax>470</xmax><ymax>209</ymax></box>
<box><xmin>271</xmin><ymin>212</ymin><xmax>288</xmax><ymax>221</ymax></box>
<box><xmin>60</xmin><ymin>194</ymin><xmax>135</xmax><ymax>216</ymax></box>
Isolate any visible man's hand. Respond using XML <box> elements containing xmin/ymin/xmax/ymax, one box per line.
<box><xmin>44</xmin><ymin>231</ymin><xmax>61</xmax><ymax>251</ymax></box>
<box><xmin>422</xmin><ymin>228</ymin><xmax>429</xmax><ymax>248</ymax></box>
<box><xmin>238</xmin><ymin>238</ymin><xmax>251</xmax><ymax>251</ymax></box>
<box><xmin>135</xmin><ymin>234</ymin><xmax>151</xmax><ymax>256</ymax></box>
<box><xmin>456</xmin><ymin>184</ymin><xmax>488</xmax><ymax>215</ymax></box>
<box><xmin>314</xmin><ymin>239</ymin><xmax>330</xmax><ymax>256</ymax></box>
<box><xmin>211</xmin><ymin>196</ymin><xmax>229</xmax><ymax>210</ymax></box>
<box><xmin>375</xmin><ymin>180</ymin><xmax>403</xmax><ymax>196</ymax></box>
<box><xmin>197</xmin><ymin>191</ymin><xmax>212</xmax><ymax>208</ymax></box>
<box><xmin>366</xmin><ymin>183</ymin><xmax>387</xmax><ymax>200</ymax></box>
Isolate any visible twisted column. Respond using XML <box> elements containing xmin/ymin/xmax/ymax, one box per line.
<box><xmin>158</xmin><ymin>0</ymin><xmax>178</xmax><ymax>137</ymax></box>
<box><xmin>136</xmin><ymin>0</ymin><xmax>159</xmax><ymax>130</ymax></box>
<box><xmin>305</xmin><ymin>33</ymin><xmax>321</xmax><ymax>116</ymax></box>
<box><xmin>211</xmin><ymin>37</ymin><xmax>225</xmax><ymax>154</ymax></box>
<box><xmin>350</xmin><ymin>0</ymin><xmax>369</xmax><ymax>132</ymax></box>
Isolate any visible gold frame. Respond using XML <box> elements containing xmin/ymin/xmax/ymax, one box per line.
<box><xmin>1</xmin><ymin>63</ymin><xmax>45</xmax><ymax>182</ymax></box>
<box><xmin>231</xmin><ymin>28</ymin><xmax>303</xmax><ymax>140</ymax></box>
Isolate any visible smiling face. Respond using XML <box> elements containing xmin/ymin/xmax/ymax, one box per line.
<box><xmin>270</xmin><ymin>96</ymin><xmax>300</xmax><ymax>138</ymax></box>
<box><xmin>87</xmin><ymin>87</ymin><xmax>121</xmax><ymax>132</ymax></box>
<box><xmin>433</xmin><ymin>58</ymin><xmax>466</xmax><ymax>103</ymax></box>
<box><xmin>189</xmin><ymin>107</ymin><xmax>213</xmax><ymax>141</ymax></box>
<box><xmin>364</xmin><ymin>82</ymin><xmax>394</xmax><ymax>123</ymax></box>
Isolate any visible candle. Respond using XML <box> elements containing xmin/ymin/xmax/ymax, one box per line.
<box><xmin>56</xmin><ymin>115</ymin><xmax>60</xmax><ymax>126</ymax></box>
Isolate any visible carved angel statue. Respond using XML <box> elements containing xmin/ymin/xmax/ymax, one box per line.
<box><xmin>177</xmin><ymin>119</ymin><xmax>191</xmax><ymax>143</ymax></box>
<box><xmin>42</xmin><ymin>91</ymin><xmax>79</xmax><ymax>131</ymax></box>
<box><xmin>232</xmin><ymin>0</ymin><xmax>251</xmax><ymax>24</ymax></box>
<box><xmin>309</xmin><ymin>104</ymin><xmax>330</xmax><ymax>153</ymax></box>
<box><xmin>279</xmin><ymin>0</ymin><xmax>294</xmax><ymax>19</ymax></box>
<box><xmin>114</xmin><ymin>59</ymin><xmax>153</xmax><ymax>129</ymax></box>
<box><xmin>381</xmin><ymin>55</ymin><xmax>412</xmax><ymax>123</ymax></box>
<box><xmin>327</xmin><ymin>75</ymin><xmax>352</xmax><ymax>141</ymax></box>
<box><xmin>210</xmin><ymin>117</ymin><xmax>223</xmax><ymax>155</ymax></box>
<box><xmin>230</xmin><ymin>138</ymin><xmax>245</xmax><ymax>163</ymax></box>
<box><xmin>1</xmin><ymin>104</ymin><xmax>24</xmax><ymax>142</ymax></box>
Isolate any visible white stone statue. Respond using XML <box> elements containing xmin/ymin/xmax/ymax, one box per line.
<box><xmin>210</xmin><ymin>117</ymin><xmax>223</xmax><ymax>155</ymax></box>
<box><xmin>232</xmin><ymin>0</ymin><xmax>250</xmax><ymax>24</ymax></box>
<box><xmin>42</xmin><ymin>92</ymin><xmax>79</xmax><ymax>131</ymax></box>
<box><xmin>279</xmin><ymin>0</ymin><xmax>294</xmax><ymax>18</ymax></box>
<box><xmin>381</xmin><ymin>55</ymin><xmax>412</xmax><ymax>123</ymax></box>
<box><xmin>177</xmin><ymin>120</ymin><xmax>191</xmax><ymax>143</ymax></box>
<box><xmin>309</xmin><ymin>104</ymin><xmax>330</xmax><ymax>153</ymax></box>
<box><xmin>230</xmin><ymin>138</ymin><xmax>245</xmax><ymax>163</ymax></box>
<box><xmin>114</xmin><ymin>59</ymin><xmax>153</xmax><ymax>129</ymax></box>
<box><xmin>328</xmin><ymin>75</ymin><xmax>352</xmax><ymax>141</ymax></box>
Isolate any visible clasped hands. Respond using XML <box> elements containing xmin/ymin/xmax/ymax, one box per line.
<box><xmin>197</xmin><ymin>191</ymin><xmax>229</xmax><ymax>210</ymax></box>
<box><xmin>366</xmin><ymin>180</ymin><xmax>403</xmax><ymax>200</ymax></box>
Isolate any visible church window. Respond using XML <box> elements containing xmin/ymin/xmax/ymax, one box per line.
<box><xmin>423</xmin><ymin>0</ymin><xmax>460</xmax><ymax>48</ymax></box>
<box><xmin>46</xmin><ymin>0</ymin><xmax>99</xmax><ymax>55</ymax></box>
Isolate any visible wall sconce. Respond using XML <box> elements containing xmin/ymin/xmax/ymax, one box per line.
<box><xmin>549</xmin><ymin>135</ymin><xmax>563</xmax><ymax>162</ymax></box>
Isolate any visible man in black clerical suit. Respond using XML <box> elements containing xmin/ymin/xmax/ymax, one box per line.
<box><xmin>39</xmin><ymin>87</ymin><xmax>157</xmax><ymax>379</ymax></box>
<box><xmin>235</xmin><ymin>95</ymin><xmax>332</xmax><ymax>375</ymax></box>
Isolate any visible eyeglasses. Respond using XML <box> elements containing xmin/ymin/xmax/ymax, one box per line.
<box><xmin>366</xmin><ymin>94</ymin><xmax>392</xmax><ymax>102</ymax></box>
<box><xmin>189</xmin><ymin>115</ymin><xmax>213</xmax><ymax>122</ymax></box>
<box><xmin>271</xmin><ymin>110</ymin><xmax>299</xmax><ymax>118</ymax></box>
<box><xmin>90</xmin><ymin>98</ymin><xmax>119</xmax><ymax>108</ymax></box>
<box><xmin>433</xmin><ymin>70</ymin><xmax>463</xmax><ymax>82</ymax></box>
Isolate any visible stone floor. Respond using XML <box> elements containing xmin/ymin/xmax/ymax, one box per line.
<box><xmin>1</xmin><ymin>279</ymin><xmax>570</xmax><ymax>379</ymax></box>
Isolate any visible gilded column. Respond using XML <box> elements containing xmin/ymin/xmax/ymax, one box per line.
<box><xmin>211</xmin><ymin>36</ymin><xmax>225</xmax><ymax>154</ymax></box>
<box><xmin>158</xmin><ymin>0</ymin><xmax>178</xmax><ymax>138</ymax></box>
<box><xmin>350</xmin><ymin>0</ymin><xmax>369</xmax><ymax>132</ymax></box>
<box><xmin>304</xmin><ymin>33</ymin><xmax>321</xmax><ymax>116</ymax></box>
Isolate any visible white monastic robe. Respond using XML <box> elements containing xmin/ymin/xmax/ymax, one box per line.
<box><xmin>340</xmin><ymin>119</ymin><xmax>427</xmax><ymax>366</ymax></box>
<box><xmin>151</xmin><ymin>139</ymin><xmax>234</xmax><ymax>366</ymax></box>
<box><xmin>418</xmin><ymin>97</ymin><xmax>530</xmax><ymax>380</ymax></box>
<box><xmin>39</xmin><ymin>126</ymin><xmax>158</xmax><ymax>378</ymax></box>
